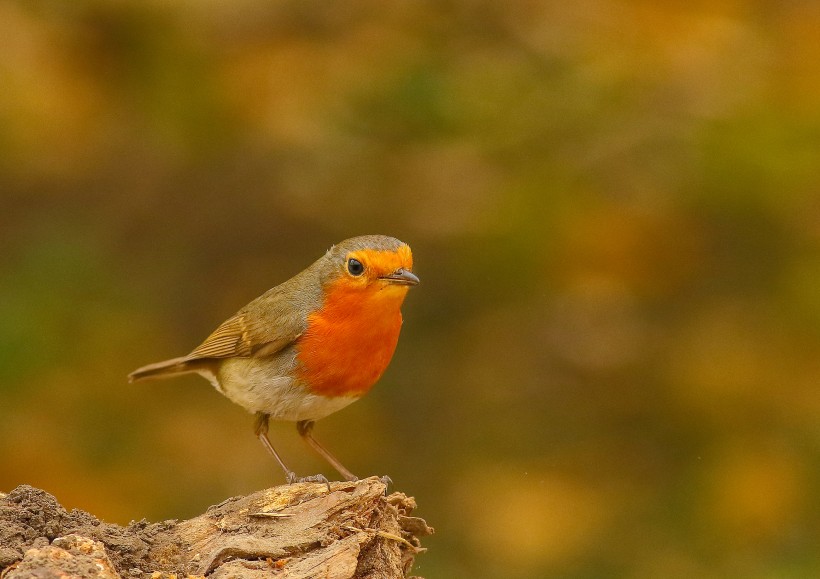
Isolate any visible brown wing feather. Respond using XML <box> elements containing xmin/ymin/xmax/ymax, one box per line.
<box><xmin>130</xmin><ymin>251</ymin><xmax>326</xmax><ymax>384</ymax></box>
<box><xmin>185</xmin><ymin>312</ymin><xmax>298</xmax><ymax>360</ymax></box>
<box><xmin>183</xmin><ymin>272</ymin><xmax>319</xmax><ymax>362</ymax></box>
<box><xmin>186</xmin><ymin>313</ymin><xmax>253</xmax><ymax>358</ymax></box>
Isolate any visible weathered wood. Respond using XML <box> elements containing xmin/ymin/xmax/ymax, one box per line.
<box><xmin>0</xmin><ymin>478</ymin><xmax>432</xmax><ymax>578</ymax></box>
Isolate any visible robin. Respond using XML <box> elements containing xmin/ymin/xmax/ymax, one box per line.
<box><xmin>129</xmin><ymin>235</ymin><xmax>418</xmax><ymax>483</ymax></box>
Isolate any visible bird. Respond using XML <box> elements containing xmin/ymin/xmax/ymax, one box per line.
<box><xmin>129</xmin><ymin>235</ymin><xmax>418</xmax><ymax>484</ymax></box>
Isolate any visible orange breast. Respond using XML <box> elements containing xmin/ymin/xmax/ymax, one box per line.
<box><xmin>296</xmin><ymin>280</ymin><xmax>408</xmax><ymax>398</ymax></box>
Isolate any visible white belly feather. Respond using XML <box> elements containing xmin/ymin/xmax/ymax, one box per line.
<box><xmin>198</xmin><ymin>357</ymin><xmax>357</xmax><ymax>421</ymax></box>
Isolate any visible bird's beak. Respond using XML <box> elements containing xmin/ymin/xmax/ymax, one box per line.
<box><xmin>380</xmin><ymin>268</ymin><xmax>420</xmax><ymax>286</ymax></box>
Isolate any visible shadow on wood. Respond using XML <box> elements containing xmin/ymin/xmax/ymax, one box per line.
<box><xmin>0</xmin><ymin>477</ymin><xmax>433</xmax><ymax>578</ymax></box>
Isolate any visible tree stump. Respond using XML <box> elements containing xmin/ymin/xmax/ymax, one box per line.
<box><xmin>0</xmin><ymin>478</ymin><xmax>433</xmax><ymax>578</ymax></box>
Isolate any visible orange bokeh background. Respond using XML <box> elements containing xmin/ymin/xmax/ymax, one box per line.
<box><xmin>2</xmin><ymin>1</ymin><xmax>820</xmax><ymax>577</ymax></box>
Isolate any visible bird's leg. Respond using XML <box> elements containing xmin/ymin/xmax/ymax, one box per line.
<box><xmin>254</xmin><ymin>412</ymin><xmax>298</xmax><ymax>484</ymax></box>
<box><xmin>296</xmin><ymin>420</ymin><xmax>358</xmax><ymax>482</ymax></box>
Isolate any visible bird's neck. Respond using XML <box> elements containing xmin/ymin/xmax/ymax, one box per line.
<box><xmin>296</xmin><ymin>282</ymin><xmax>408</xmax><ymax>397</ymax></box>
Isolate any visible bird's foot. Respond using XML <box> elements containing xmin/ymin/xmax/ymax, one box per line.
<box><xmin>287</xmin><ymin>473</ymin><xmax>332</xmax><ymax>491</ymax></box>
<box><xmin>378</xmin><ymin>475</ymin><xmax>393</xmax><ymax>492</ymax></box>
<box><xmin>297</xmin><ymin>473</ymin><xmax>330</xmax><ymax>484</ymax></box>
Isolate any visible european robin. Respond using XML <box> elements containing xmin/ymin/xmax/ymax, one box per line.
<box><xmin>129</xmin><ymin>235</ymin><xmax>418</xmax><ymax>483</ymax></box>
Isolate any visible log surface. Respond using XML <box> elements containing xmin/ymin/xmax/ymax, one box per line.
<box><xmin>0</xmin><ymin>478</ymin><xmax>432</xmax><ymax>578</ymax></box>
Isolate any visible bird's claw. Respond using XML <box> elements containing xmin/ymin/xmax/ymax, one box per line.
<box><xmin>378</xmin><ymin>475</ymin><xmax>393</xmax><ymax>492</ymax></box>
<box><xmin>297</xmin><ymin>473</ymin><xmax>329</xmax><ymax>484</ymax></box>
<box><xmin>288</xmin><ymin>473</ymin><xmax>331</xmax><ymax>491</ymax></box>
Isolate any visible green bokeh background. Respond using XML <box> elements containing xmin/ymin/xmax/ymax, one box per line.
<box><xmin>2</xmin><ymin>1</ymin><xmax>820</xmax><ymax>577</ymax></box>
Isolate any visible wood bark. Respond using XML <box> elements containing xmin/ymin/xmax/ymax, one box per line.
<box><xmin>0</xmin><ymin>477</ymin><xmax>432</xmax><ymax>578</ymax></box>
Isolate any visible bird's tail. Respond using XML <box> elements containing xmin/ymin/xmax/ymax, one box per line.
<box><xmin>128</xmin><ymin>356</ymin><xmax>198</xmax><ymax>383</ymax></box>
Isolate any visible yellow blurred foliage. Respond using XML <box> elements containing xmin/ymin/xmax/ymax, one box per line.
<box><xmin>457</xmin><ymin>465</ymin><xmax>612</xmax><ymax>571</ymax></box>
<box><xmin>705</xmin><ymin>444</ymin><xmax>804</xmax><ymax>546</ymax></box>
<box><xmin>2</xmin><ymin>1</ymin><xmax>820</xmax><ymax>577</ymax></box>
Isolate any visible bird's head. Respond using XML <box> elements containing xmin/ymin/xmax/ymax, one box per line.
<box><xmin>322</xmin><ymin>235</ymin><xmax>419</xmax><ymax>298</ymax></box>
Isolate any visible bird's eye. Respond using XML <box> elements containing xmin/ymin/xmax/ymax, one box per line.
<box><xmin>347</xmin><ymin>258</ymin><xmax>364</xmax><ymax>276</ymax></box>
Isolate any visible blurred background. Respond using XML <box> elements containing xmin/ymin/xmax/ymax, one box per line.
<box><xmin>2</xmin><ymin>0</ymin><xmax>820</xmax><ymax>577</ymax></box>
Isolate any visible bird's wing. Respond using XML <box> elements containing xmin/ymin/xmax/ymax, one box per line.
<box><xmin>185</xmin><ymin>290</ymin><xmax>309</xmax><ymax>361</ymax></box>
